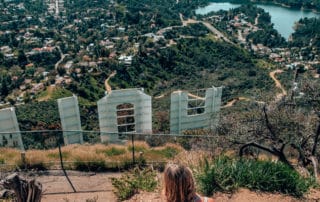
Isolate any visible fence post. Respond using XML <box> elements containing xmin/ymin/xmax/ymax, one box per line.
<box><xmin>20</xmin><ymin>152</ymin><xmax>26</xmax><ymax>170</ymax></box>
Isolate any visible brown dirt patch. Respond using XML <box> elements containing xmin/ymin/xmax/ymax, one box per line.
<box><xmin>14</xmin><ymin>171</ymin><xmax>320</xmax><ymax>202</ymax></box>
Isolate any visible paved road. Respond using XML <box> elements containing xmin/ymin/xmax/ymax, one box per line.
<box><xmin>201</xmin><ymin>21</ymin><xmax>234</xmax><ymax>44</ymax></box>
<box><xmin>54</xmin><ymin>46</ymin><xmax>67</xmax><ymax>70</ymax></box>
<box><xmin>158</xmin><ymin>14</ymin><xmax>234</xmax><ymax>45</ymax></box>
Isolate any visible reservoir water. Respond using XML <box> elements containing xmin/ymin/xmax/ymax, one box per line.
<box><xmin>196</xmin><ymin>2</ymin><xmax>320</xmax><ymax>40</ymax></box>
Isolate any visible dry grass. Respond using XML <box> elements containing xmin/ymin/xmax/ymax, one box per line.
<box><xmin>173</xmin><ymin>150</ymin><xmax>213</xmax><ymax>168</ymax></box>
<box><xmin>0</xmin><ymin>148</ymin><xmax>21</xmax><ymax>165</ymax></box>
<box><xmin>0</xmin><ymin>142</ymin><xmax>184</xmax><ymax>171</ymax></box>
<box><xmin>25</xmin><ymin>149</ymin><xmax>52</xmax><ymax>168</ymax></box>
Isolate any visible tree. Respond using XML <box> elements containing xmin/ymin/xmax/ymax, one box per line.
<box><xmin>0</xmin><ymin>73</ymin><xmax>11</xmax><ymax>97</ymax></box>
<box><xmin>0</xmin><ymin>52</ymin><xmax>4</xmax><ymax>65</ymax></box>
<box><xmin>57</xmin><ymin>66</ymin><xmax>66</xmax><ymax>76</ymax></box>
<box><xmin>17</xmin><ymin>50</ymin><xmax>28</xmax><ymax>68</ymax></box>
<box><xmin>219</xmin><ymin>79</ymin><xmax>320</xmax><ymax>178</ymax></box>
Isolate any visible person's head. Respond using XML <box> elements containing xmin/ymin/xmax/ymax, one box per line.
<box><xmin>163</xmin><ymin>163</ymin><xmax>196</xmax><ymax>202</ymax></box>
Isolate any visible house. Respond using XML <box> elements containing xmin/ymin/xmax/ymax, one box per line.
<box><xmin>118</xmin><ymin>55</ymin><xmax>133</xmax><ymax>65</ymax></box>
<box><xmin>0</xmin><ymin>46</ymin><xmax>12</xmax><ymax>53</ymax></box>
<box><xmin>64</xmin><ymin>61</ymin><xmax>73</xmax><ymax>72</ymax></box>
<box><xmin>31</xmin><ymin>83</ymin><xmax>45</xmax><ymax>93</ymax></box>
<box><xmin>117</xmin><ymin>27</ymin><xmax>125</xmax><ymax>32</ymax></box>
<box><xmin>42</xmin><ymin>46</ymin><xmax>54</xmax><ymax>52</ymax></box>
<box><xmin>86</xmin><ymin>43</ymin><xmax>95</xmax><ymax>52</ymax></box>
<box><xmin>143</xmin><ymin>33</ymin><xmax>165</xmax><ymax>42</ymax></box>
<box><xmin>4</xmin><ymin>53</ymin><xmax>14</xmax><ymax>58</ymax></box>
<box><xmin>19</xmin><ymin>85</ymin><xmax>26</xmax><ymax>91</ymax></box>
<box><xmin>100</xmin><ymin>39</ymin><xmax>114</xmax><ymax>49</ymax></box>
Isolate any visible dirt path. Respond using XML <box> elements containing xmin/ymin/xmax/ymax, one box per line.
<box><xmin>154</xmin><ymin>94</ymin><xmax>166</xmax><ymax>99</ymax></box>
<box><xmin>105</xmin><ymin>71</ymin><xmax>116</xmax><ymax>94</ymax></box>
<box><xmin>37</xmin><ymin>85</ymin><xmax>55</xmax><ymax>101</ymax></box>
<box><xmin>222</xmin><ymin>69</ymin><xmax>287</xmax><ymax>108</ymax></box>
<box><xmin>270</xmin><ymin>69</ymin><xmax>287</xmax><ymax>101</ymax></box>
<box><xmin>180</xmin><ymin>13</ymin><xmax>198</xmax><ymax>26</ymax></box>
<box><xmin>221</xmin><ymin>97</ymin><xmax>250</xmax><ymax>108</ymax></box>
<box><xmin>38</xmin><ymin>171</ymin><xmax>320</xmax><ymax>202</ymax></box>
<box><xmin>39</xmin><ymin>171</ymin><xmax>119</xmax><ymax>202</ymax></box>
<box><xmin>237</xmin><ymin>30</ymin><xmax>245</xmax><ymax>43</ymax></box>
<box><xmin>128</xmin><ymin>189</ymin><xmax>320</xmax><ymax>202</ymax></box>
<box><xmin>255</xmin><ymin>14</ymin><xmax>260</xmax><ymax>25</ymax></box>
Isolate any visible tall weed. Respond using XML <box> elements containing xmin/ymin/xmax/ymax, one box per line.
<box><xmin>195</xmin><ymin>156</ymin><xmax>316</xmax><ymax>197</ymax></box>
<box><xmin>111</xmin><ymin>167</ymin><xmax>158</xmax><ymax>201</ymax></box>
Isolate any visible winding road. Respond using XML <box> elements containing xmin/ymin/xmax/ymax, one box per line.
<box><xmin>105</xmin><ymin>71</ymin><xmax>117</xmax><ymax>94</ymax></box>
<box><xmin>55</xmin><ymin>46</ymin><xmax>68</xmax><ymax>70</ymax></box>
<box><xmin>157</xmin><ymin>14</ymin><xmax>233</xmax><ymax>45</ymax></box>
<box><xmin>221</xmin><ymin>69</ymin><xmax>286</xmax><ymax>108</ymax></box>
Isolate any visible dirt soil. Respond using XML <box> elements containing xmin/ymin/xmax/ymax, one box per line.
<box><xmin>27</xmin><ymin>171</ymin><xmax>320</xmax><ymax>202</ymax></box>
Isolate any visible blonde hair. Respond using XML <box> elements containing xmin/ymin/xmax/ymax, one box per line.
<box><xmin>164</xmin><ymin>163</ymin><xmax>196</xmax><ymax>202</ymax></box>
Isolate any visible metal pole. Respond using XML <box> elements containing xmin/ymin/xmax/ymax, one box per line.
<box><xmin>131</xmin><ymin>133</ymin><xmax>135</xmax><ymax>165</ymax></box>
<box><xmin>57</xmin><ymin>132</ymin><xmax>76</xmax><ymax>192</ymax></box>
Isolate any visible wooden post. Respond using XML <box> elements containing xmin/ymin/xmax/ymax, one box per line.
<box><xmin>21</xmin><ymin>152</ymin><xmax>26</xmax><ymax>169</ymax></box>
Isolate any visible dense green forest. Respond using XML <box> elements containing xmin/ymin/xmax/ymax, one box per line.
<box><xmin>290</xmin><ymin>17</ymin><xmax>320</xmax><ymax>48</ymax></box>
<box><xmin>112</xmin><ymin>37</ymin><xmax>273</xmax><ymax>98</ymax></box>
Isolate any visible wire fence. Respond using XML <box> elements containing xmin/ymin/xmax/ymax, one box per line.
<box><xmin>0</xmin><ymin>130</ymin><xmax>218</xmax><ymax>170</ymax></box>
<box><xmin>0</xmin><ymin>130</ymin><xmax>218</xmax><ymax>195</ymax></box>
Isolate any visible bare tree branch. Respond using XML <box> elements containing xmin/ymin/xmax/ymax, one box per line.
<box><xmin>312</xmin><ymin>121</ymin><xmax>320</xmax><ymax>156</ymax></box>
<box><xmin>239</xmin><ymin>142</ymin><xmax>293</xmax><ymax>168</ymax></box>
<box><xmin>239</xmin><ymin>142</ymin><xmax>278</xmax><ymax>157</ymax></box>
<box><xmin>263</xmin><ymin>106</ymin><xmax>277</xmax><ymax>140</ymax></box>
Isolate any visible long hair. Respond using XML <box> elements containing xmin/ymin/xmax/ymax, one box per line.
<box><xmin>164</xmin><ymin>163</ymin><xmax>196</xmax><ymax>202</ymax></box>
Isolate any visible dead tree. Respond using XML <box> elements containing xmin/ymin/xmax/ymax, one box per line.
<box><xmin>1</xmin><ymin>173</ymin><xmax>42</xmax><ymax>202</ymax></box>
<box><xmin>219</xmin><ymin>95</ymin><xmax>319</xmax><ymax>178</ymax></box>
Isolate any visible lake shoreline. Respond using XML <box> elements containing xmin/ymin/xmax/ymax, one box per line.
<box><xmin>196</xmin><ymin>1</ymin><xmax>320</xmax><ymax>40</ymax></box>
<box><xmin>261</xmin><ymin>1</ymin><xmax>320</xmax><ymax>14</ymax></box>
<box><xmin>205</xmin><ymin>0</ymin><xmax>320</xmax><ymax>14</ymax></box>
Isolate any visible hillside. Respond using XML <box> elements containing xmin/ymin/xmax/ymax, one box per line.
<box><xmin>1</xmin><ymin>0</ymin><xmax>319</xmax><ymax>145</ymax></box>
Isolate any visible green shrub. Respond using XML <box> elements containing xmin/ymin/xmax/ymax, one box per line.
<box><xmin>73</xmin><ymin>160</ymin><xmax>106</xmax><ymax>172</ymax></box>
<box><xmin>127</xmin><ymin>145</ymin><xmax>147</xmax><ymax>152</ymax></box>
<box><xmin>104</xmin><ymin>147</ymin><xmax>126</xmax><ymax>156</ymax></box>
<box><xmin>176</xmin><ymin>137</ymin><xmax>192</xmax><ymax>150</ymax></box>
<box><xmin>111</xmin><ymin>167</ymin><xmax>158</xmax><ymax>201</ymax></box>
<box><xmin>159</xmin><ymin>146</ymin><xmax>179</xmax><ymax>158</ymax></box>
<box><xmin>0</xmin><ymin>157</ymin><xmax>4</xmax><ymax>164</ymax></box>
<box><xmin>25</xmin><ymin>162</ymin><xmax>48</xmax><ymax>170</ymax></box>
<box><xmin>85</xmin><ymin>196</ymin><xmax>98</xmax><ymax>202</ymax></box>
<box><xmin>145</xmin><ymin>136</ymin><xmax>166</xmax><ymax>147</ymax></box>
<box><xmin>147</xmin><ymin>146</ymin><xmax>180</xmax><ymax>159</ymax></box>
<box><xmin>195</xmin><ymin>156</ymin><xmax>316</xmax><ymax>197</ymax></box>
